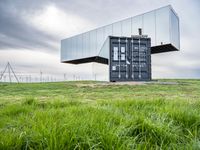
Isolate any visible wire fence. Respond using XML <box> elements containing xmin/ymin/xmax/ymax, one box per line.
<box><xmin>0</xmin><ymin>73</ymin><xmax>97</xmax><ymax>83</ymax></box>
<box><xmin>0</xmin><ymin>62</ymin><xmax>106</xmax><ymax>83</ymax></box>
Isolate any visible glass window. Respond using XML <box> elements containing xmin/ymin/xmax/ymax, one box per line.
<box><xmin>121</xmin><ymin>18</ymin><xmax>131</xmax><ymax>37</ymax></box>
<box><xmin>113</xmin><ymin>21</ymin><xmax>122</xmax><ymax>36</ymax></box>
<box><xmin>143</xmin><ymin>11</ymin><xmax>156</xmax><ymax>46</ymax></box>
<box><xmin>156</xmin><ymin>6</ymin><xmax>170</xmax><ymax>45</ymax></box>
<box><xmin>131</xmin><ymin>15</ymin><xmax>143</xmax><ymax>35</ymax></box>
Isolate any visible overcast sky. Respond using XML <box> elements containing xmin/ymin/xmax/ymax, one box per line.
<box><xmin>0</xmin><ymin>0</ymin><xmax>200</xmax><ymax>80</ymax></box>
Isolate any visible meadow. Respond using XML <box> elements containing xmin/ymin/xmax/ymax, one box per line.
<box><xmin>0</xmin><ymin>80</ymin><xmax>200</xmax><ymax>149</ymax></box>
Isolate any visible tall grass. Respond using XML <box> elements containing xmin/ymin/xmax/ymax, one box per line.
<box><xmin>0</xmin><ymin>80</ymin><xmax>200</xmax><ymax>149</ymax></box>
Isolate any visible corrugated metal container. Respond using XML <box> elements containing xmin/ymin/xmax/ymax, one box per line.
<box><xmin>109</xmin><ymin>36</ymin><xmax>151</xmax><ymax>81</ymax></box>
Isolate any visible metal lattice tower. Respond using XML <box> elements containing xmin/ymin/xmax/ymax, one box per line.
<box><xmin>0</xmin><ymin>62</ymin><xmax>19</xmax><ymax>83</ymax></box>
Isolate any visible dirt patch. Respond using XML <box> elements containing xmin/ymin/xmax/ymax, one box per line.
<box><xmin>75</xmin><ymin>81</ymin><xmax>146</xmax><ymax>87</ymax></box>
<box><xmin>75</xmin><ymin>81</ymin><xmax>180</xmax><ymax>87</ymax></box>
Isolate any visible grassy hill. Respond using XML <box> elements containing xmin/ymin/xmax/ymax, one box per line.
<box><xmin>0</xmin><ymin>80</ymin><xmax>200</xmax><ymax>149</ymax></box>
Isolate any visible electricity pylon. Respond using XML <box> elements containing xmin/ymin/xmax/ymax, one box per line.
<box><xmin>0</xmin><ymin>62</ymin><xmax>19</xmax><ymax>83</ymax></box>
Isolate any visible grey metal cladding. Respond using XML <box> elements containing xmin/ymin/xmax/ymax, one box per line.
<box><xmin>61</xmin><ymin>5</ymin><xmax>180</xmax><ymax>64</ymax></box>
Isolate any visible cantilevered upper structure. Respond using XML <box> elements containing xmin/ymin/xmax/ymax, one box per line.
<box><xmin>61</xmin><ymin>5</ymin><xmax>180</xmax><ymax>65</ymax></box>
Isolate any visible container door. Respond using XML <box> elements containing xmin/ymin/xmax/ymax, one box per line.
<box><xmin>110</xmin><ymin>38</ymin><xmax>132</xmax><ymax>81</ymax></box>
<box><xmin>110</xmin><ymin>37</ymin><xmax>151</xmax><ymax>82</ymax></box>
<box><xmin>130</xmin><ymin>38</ymin><xmax>150</xmax><ymax>81</ymax></box>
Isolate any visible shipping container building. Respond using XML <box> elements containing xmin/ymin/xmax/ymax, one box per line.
<box><xmin>60</xmin><ymin>5</ymin><xmax>180</xmax><ymax>81</ymax></box>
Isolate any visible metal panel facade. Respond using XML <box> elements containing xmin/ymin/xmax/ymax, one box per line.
<box><xmin>61</xmin><ymin>5</ymin><xmax>180</xmax><ymax>64</ymax></box>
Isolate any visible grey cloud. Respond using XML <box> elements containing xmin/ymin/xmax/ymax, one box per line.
<box><xmin>0</xmin><ymin>0</ymin><xmax>200</xmax><ymax>78</ymax></box>
<box><xmin>0</xmin><ymin>0</ymin><xmax>58</xmax><ymax>52</ymax></box>
<box><xmin>0</xmin><ymin>0</ymin><xmax>171</xmax><ymax>52</ymax></box>
<box><xmin>55</xmin><ymin>0</ymin><xmax>169</xmax><ymax>26</ymax></box>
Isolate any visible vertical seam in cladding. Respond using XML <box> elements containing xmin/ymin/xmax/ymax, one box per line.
<box><xmin>126</xmin><ymin>38</ymin><xmax>128</xmax><ymax>78</ymax></box>
<box><xmin>109</xmin><ymin>37</ymin><xmax>111</xmax><ymax>81</ymax></box>
<box><xmin>120</xmin><ymin>22</ymin><xmax>122</xmax><ymax>36</ymax></box>
<box><xmin>169</xmin><ymin>7</ymin><xmax>172</xmax><ymax>44</ymax></box>
<box><xmin>142</xmin><ymin>14</ymin><xmax>144</xmax><ymax>33</ymax></box>
<box><xmin>178</xmin><ymin>15</ymin><xmax>180</xmax><ymax>49</ymax></box>
<box><xmin>155</xmin><ymin>10</ymin><xmax>157</xmax><ymax>45</ymax></box>
<box><xmin>111</xmin><ymin>24</ymin><xmax>113</xmax><ymax>36</ymax></box>
<box><xmin>89</xmin><ymin>32</ymin><xmax>91</xmax><ymax>56</ymax></box>
<box><xmin>122</xmin><ymin>21</ymin><xmax>123</xmax><ymax>36</ymax></box>
<box><xmin>118</xmin><ymin>38</ymin><xmax>121</xmax><ymax>78</ymax></box>
<box><xmin>81</xmin><ymin>34</ymin><xmax>83</xmax><ymax>58</ymax></box>
<box><xmin>154</xmin><ymin>12</ymin><xmax>156</xmax><ymax>45</ymax></box>
<box><xmin>142</xmin><ymin>15</ymin><xmax>144</xmax><ymax>32</ymax></box>
<box><xmin>131</xmin><ymin>17</ymin><xmax>133</xmax><ymax>35</ymax></box>
<box><xmin>95</xmin><ymin>30</ymin><xmax>97</xmax><ymax>55</ymax></box>
<box><xmin>103</xmin><ymin>26</ymin><xmax>105</xmax><ymax>46</ymax></box>
<box><xmin>131</xmin><ymin>39</ymin><xmax>134</xmax><ymax>79</ymax></box>
<box><xmin>139</xmin><ymin>39</ymin><xmax>141</xmax><ymax>79</ymax></box>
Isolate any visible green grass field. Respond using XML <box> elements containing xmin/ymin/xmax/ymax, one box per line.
<box><xmin>0</xmin><ymin>80</ymin><xmax>200</xmax><ymax>149</ymax></box>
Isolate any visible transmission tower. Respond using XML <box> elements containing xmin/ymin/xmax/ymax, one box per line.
<box><xmin>0</xmin><ymin>62</ymin><xmax>19</xmax><ymax>83</ymax></box>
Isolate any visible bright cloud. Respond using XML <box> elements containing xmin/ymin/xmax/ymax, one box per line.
<box><xmin>26</xmin><ymin>4</ymin><xmax>93</xmax><ymax>39</ymax></box>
